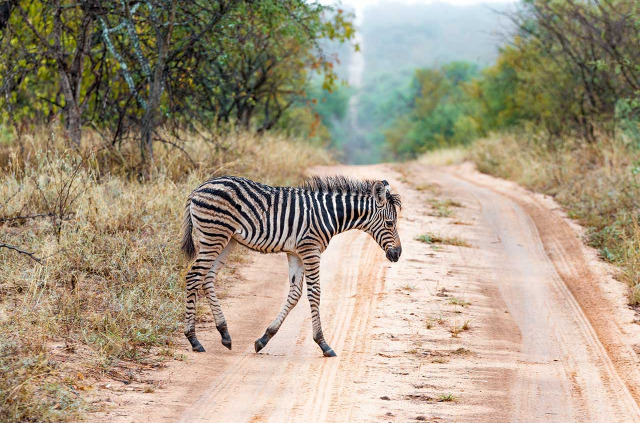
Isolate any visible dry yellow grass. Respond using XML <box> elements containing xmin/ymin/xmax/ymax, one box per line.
<box><xmin>417</xmin><ymin>146</ymin><xmax>467</xmax><ymax>166</ymax></box>
<box><xmin>416</xmin><ymin>232</ymin><xmax>471</xmax><ymax>248</ymax></box>
<box><xmin>471</xmin><ymin>133</ymin><xmax>640</xmax><ymax>305</ymax></box>
<box><xmin>0</xmin><ymin>127</ymin><xmax>330</xmax><ymax>422</ymax></box>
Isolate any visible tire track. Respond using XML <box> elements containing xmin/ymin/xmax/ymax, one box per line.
<box><xmin>92</xmin><ymin>162</ymin><xmax>640</xmax><ymax>423</ymax></box>
<box><xmin>448</xmin><ymin>166</ymin><xmax>640</xmax><ymax>421</ymax></box>
<box><xmin>177</xmin><ymin>219</ymin><xmax>387</xmax><ymax>422</ymax></box>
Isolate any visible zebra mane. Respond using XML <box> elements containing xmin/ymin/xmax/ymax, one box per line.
<box><xmin>301</xmin><ymin>175</ymin><xmax>402</xmax><ymax>210</ymax></box>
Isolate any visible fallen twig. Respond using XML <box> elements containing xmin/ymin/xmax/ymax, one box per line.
<box><xmin>0</xmin><ymin>243</ymin><xmax>43</xmax><ymax>264</ymax></box>
<box><xmin>0</xmin><ymin>213</ymin><xmax>54</xmax><ymax>224</ymax></box>
<box><xmin>1</xmin><ymin>187</ymin><xmax>22</xmax><ymax>210</ymax></box>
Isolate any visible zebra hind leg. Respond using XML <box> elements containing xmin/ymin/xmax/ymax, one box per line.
<box><xmin>302</xmin><ymin>253</ymin><xmax>336</xmax><ymax>357</ymax></box>
<box><xmin>255</xmin><ymin>253</ymin><xmax>304</xmax><ymax>353</ymax></box>
<box><xmin>184</xmin><ymin>234</ymin><xmax>232</xmax><ymax>352</ymax></box>
<box><xmin>203</xmin><ymin>239</ymin><xmax>237</xmax><ymax>350</ymax></box>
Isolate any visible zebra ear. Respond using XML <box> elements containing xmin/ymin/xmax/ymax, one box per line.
<box><xmin>372</xmin><ymin>181</ymin><xmax>387</xmax><ymax>206</ymax></box>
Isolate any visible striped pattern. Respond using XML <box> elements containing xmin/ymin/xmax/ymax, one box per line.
<box><xmin>180</xmin><ymin>175</ymin><xmax>402</xmax><ymax>356</ymax></box>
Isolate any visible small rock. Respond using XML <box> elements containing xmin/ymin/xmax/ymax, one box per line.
<box><xmin>416</xmin><ymin>417</ymin><xmax>426</xmax><ymax>421</ymax></box>
<box><xmin>380</xmin><ymin>395</ymin><xmax>391</xmax><ymax>401</ymax></box>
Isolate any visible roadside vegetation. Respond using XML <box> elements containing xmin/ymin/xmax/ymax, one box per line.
<box><xmin>396</xmin><ymin>0</ymin><xmax>640</xmax><ymax>305</ymax></box>
<box><xmin>0</xmin><ymin>129</ymin><xmax>330</xmax><ymax>422</ymax></box>
<box><xmin>386</xmin><ymin>1</ymin><xmax>640</xmax><ymax>159</ymax></box>
<box><xmin>471</xmin><ymin>134</ymin><xmax>640</xmax><ymax>305</ymax></box>
<box><xmin>416</xmin><ymin>233</ymin><xmax>471</xmax><ymax>248</ymax></box>
<box><xmin>0</xmin><ymin>1</ymin><xmax>346</xmax><ymax>421</ymax></box>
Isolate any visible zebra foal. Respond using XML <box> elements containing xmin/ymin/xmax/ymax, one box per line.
<box><xmin>180</xmin><ymin>175</ymin><xmax>402</xmax><ymax>357</ymax></box>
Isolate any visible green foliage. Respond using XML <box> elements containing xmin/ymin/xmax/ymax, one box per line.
<box><xmin>0</xmin><ymin>0</ymin><xmax>355</xmax><ymax>157</ymax></box>
<box><xmin>327</xmin><ymin>1</ymin><xmax>511</xmax><ymax>164</ymax></box>
<box><xmin>386</xmin><ymin>0</ymin><xmax>640</xmax><ymax>158</ymax></box>
<box><xmin>385</xmin><ymin>62</ymin><xmax>480</xmax><ymax>158</ymax></box>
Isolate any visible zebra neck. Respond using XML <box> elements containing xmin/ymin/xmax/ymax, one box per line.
<box><xmin>314</xmin><ymin>193</ymin><xmax>373</xmax><ymax>238</ymax></box>
<box><xmin>343</xmin><ymin>194</ymin><xmax>374</xmax><ymax>233</ymax></box>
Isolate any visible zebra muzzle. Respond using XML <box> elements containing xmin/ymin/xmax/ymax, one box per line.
<box><xmin>386</xmin><ymin>246</ymin><xmax>402</xmax><ymax>262</ymax></box>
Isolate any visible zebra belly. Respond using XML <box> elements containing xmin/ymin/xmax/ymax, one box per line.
<box><xmin>232</xmin><ymin>228</ymin><xmax>297</xmax><ymax>254</ymax></box>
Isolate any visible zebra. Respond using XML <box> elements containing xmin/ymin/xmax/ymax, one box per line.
<box><xmin>180</xmin><ymin>175</ymin><xmax>402</xmax><ymax>357</ymax></box>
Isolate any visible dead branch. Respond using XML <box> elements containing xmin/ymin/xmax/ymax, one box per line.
<box><xmin>0</xmin><ymin>243</ymin><xmax>43</xmax><ymax>264</ymax></box>
<box><xmin>0</xmin><ymin>213</ymin><xmax>54</xmax><ymax>224</ymax></box>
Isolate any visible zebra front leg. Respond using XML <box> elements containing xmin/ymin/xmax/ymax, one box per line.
<box><xmin>255</xmin><ymin>253</ymin><xmax>304</xmax><ymax>353</ymax></box>
<box><xmin>184</xmin><ymin>234</ymin><xmax>232</xmax><ymax>352</ymax></box>
<box><xmin>203</xmin><ymin>240</ymin><xmax>236</xmax><ymax>350</ymax></box>
<box><xmin>302</xmin><ymin>253</ymin><xmax>336</xmax><ymax>357</ymax></box>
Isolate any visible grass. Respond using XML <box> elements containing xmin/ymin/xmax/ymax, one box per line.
<box><xmin>449</xmin><ymin>320</ymin><xmax>471</xmax><ymax>337</ymax></box>
<box><xmin>451</xmin><ymin>347</ymin><xmax>473</xmax><ymax>355</ymax></box>
<box><xmin>414</xmin><ymin>182</ymin><xmax>441</xmax><ymax>194</ymax></box>
<box><xmin>437</xmin><ymin>393</ymin><xmax>458</xmax><ymax>402</ymax></box>
<box><xmin>448</xmin><ymin>297</ymin><xmax>471</xmax><ymax>307</ymax></box>
<box><xmin>0</xmin><ymin>126</ymin><xmax>330</xmax><ymax>421</ymax></box>
<box><xmin>425</xmin><ymin>318</ymin><xmax>434</xmax><ymax>329</ymax></box>
<box><xmin>471</xmin><ymin>133</ymin><xmax>640</xmax><ymax>305</ymax></box>
<box><xmin>426</xmin><ymin>314</ymin><xmax>446</xmax><ymax>329</ymax></box>
<box><xmin>427</xmin><ymin>198</ymin><xmax>462</xmax><ymax>217</ymax></box>
<box><xmin>418</xmin><ymin>146</ymin><xmax>467</xmax><ymax>166</ymax></box>
<box><xmin>416</xmin><ymin>232</ymin><xmax>471</xmax><ymax>248</ymax></box>
<box><xmin>452</xmin><ymin>220</ymin><xmax>472</xmax><ymax>226</ymax></box>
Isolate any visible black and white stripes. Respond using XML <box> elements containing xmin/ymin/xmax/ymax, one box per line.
<box><xmin>180</xmin><ymin>175</ymin><xmax>402</xmax><ymax>356</ymax></box>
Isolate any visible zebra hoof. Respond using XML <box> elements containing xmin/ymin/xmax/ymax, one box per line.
<box><xmin>254</xmin><ymin>338</ymin><xmax>266</xmax><ymax>353</ymax></box>
<box><xmin>323</xmin><ymin>348</ymin><xmax>337</xmax><ymax>357</ymax></box>
<box><xmin>221</xmin><ymin>337</ymin><xmax>232</xmax><ymax>350</ymax></box>
<box><xmin>187</xmin><ymin>335</ymin><xmax>206</xmax><ymax>352</ymax></box>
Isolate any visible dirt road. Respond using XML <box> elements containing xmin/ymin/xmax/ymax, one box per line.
<box><xmin>92</xmin><ymin>163</ymin><xmax>640</xmax><ymax>422</ymax></box>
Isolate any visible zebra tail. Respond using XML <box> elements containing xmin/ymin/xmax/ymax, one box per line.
<box><xmin>180</xmin><ymin>198</ymin><xmax>197</xmax><ymax>260</ymax></box>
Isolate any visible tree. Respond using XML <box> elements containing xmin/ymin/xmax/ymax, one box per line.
<box><xmin>385</xmin><ymin>62</ymin><xmax>479</xmax><ymax>158</ymax></box>
<box><xmin>0</xmin><ymin>0</ymin><xmax>355</xmax><ymax>162</ymax></box>
<box><xmin>2</xmin><ymin>0</ymin><xmax>104</xmax><ymax>147</ymax></box>
<box><xmin>506</xmin><ymin>0</ymin><xmax>640</xmax><ymax>140</ymax></box>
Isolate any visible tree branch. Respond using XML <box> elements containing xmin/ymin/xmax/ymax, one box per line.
<box><xmin>0</xmin><ymin>213</ymin><xmax>54</xmax><ymax>224</ymax></box>
<box><xmin>0</xmin><ymin>243</ymin><xmax>42</xmax><ymax>264</ymax></box>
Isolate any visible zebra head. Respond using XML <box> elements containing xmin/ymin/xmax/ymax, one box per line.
<box><xmin>369</xmin><ymin>180</ymin><xmax>402</xmax><ymax>262</ymax></box>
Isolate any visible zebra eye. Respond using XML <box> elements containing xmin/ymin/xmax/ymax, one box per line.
<box><xmin>385</xmin><ymin>220</ymin><xmax>394</xmax><ymax>228</ymax></box>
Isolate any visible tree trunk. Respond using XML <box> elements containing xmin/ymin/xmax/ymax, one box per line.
<box><xmin>0</xmin><ymin>0</ymin><xmax>15</xmax><ymax>31</ymax></box>
<box><xmin>53</xmin><ymin>2</ymin><xmax>93</xmax><ymax>148</ymax></box>
<box><xmin>140</xmin><ymin>72</ymin><xmax>163</xmax><ymax>163</ymax></box>
<box><xmin>65</xmin><ymin>103</ymin><xmax>83</xmax><ymax>148</ymax></box>
<box><xmin>139</xmin><ymin>0</ymin><xmax>176</xmax><ymax>165</ymax></box>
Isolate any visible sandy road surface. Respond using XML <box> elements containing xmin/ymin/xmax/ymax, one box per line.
<box><xmin>91</xmin><ymin>163</ymin><xmax>640</xmax><ymax>422</ymax></box>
